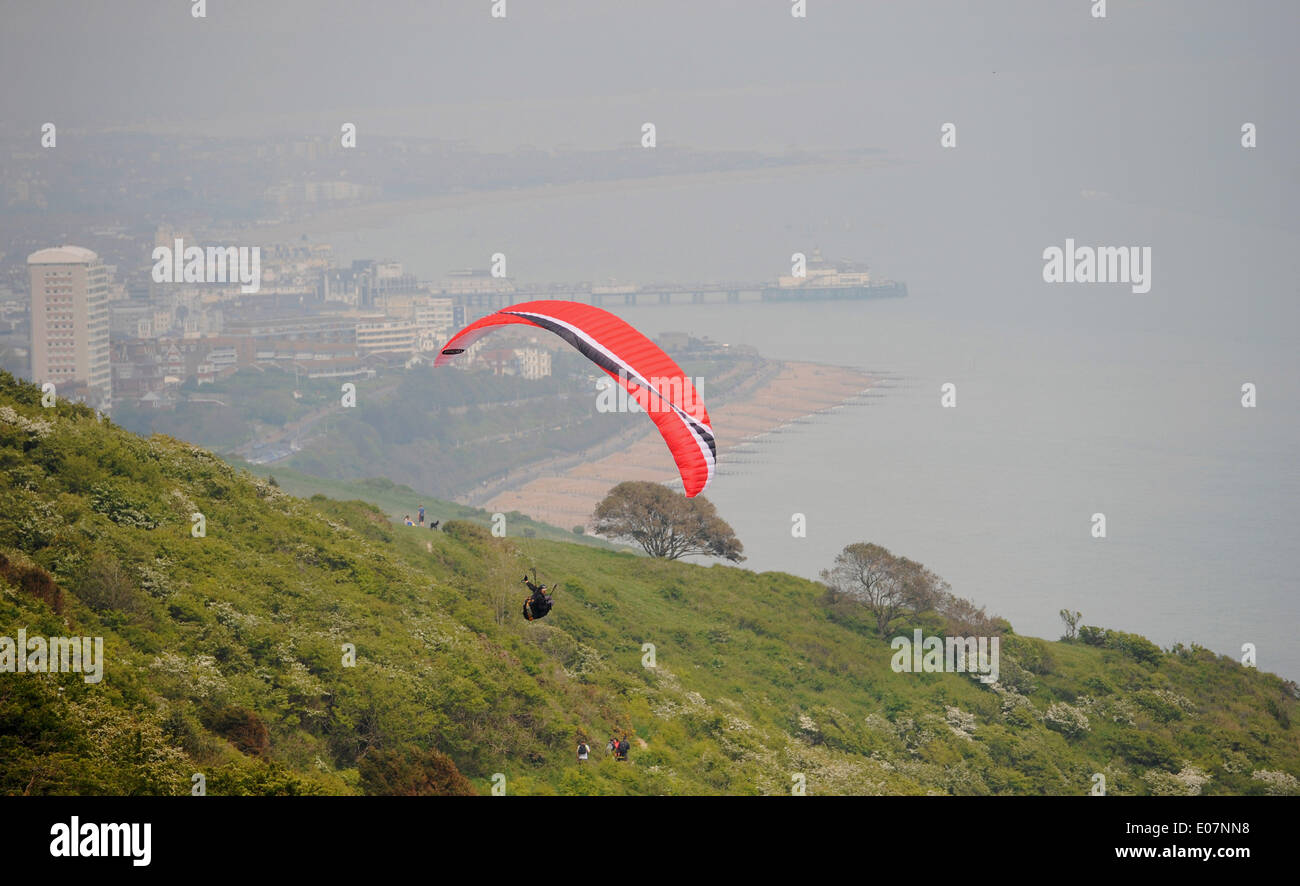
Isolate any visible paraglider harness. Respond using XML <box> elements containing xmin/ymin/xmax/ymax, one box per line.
<box><xmin>521</xmin><ymin>570</ymin><xmax>556</xmax><ymax>621</ymax></box>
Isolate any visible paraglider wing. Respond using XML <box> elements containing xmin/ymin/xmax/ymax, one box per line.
<box><xmin>435</xmin><ymin>300</ymin><xmax>715</xmax><ymax>496</ymax></box>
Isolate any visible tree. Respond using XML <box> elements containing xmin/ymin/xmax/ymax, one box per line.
<box><xmin>821</xmin><ymin>542</ymin><xmax>1005</xmax><ymax>637</ymax></box>
<box><xmin>820</xmin><ymin>543</ymin><xmax>914</xmax><ymax>635</ymax></box>
<box><xmin>592</xmin><ymin>481</ymin><xmax>744</xmax><ymax>562</ymax></box>
<box><xmin>79</xmin><ymin>552</ymin><xmax>141</xmax><ymax>613</ymax></box>
<box><xmin>937</xmin><ymin>592</ymin><xmax>1005</xmax><ymax>636</ymax></box>
<box><xmin>1059</xmin><ymin>609</ymin><xmax>1082</xmax><ymax>641</ymax></box>
<box><xmin>900</xmin><ymin>561</ymin><xmax>950</xmax><ymax>615</ymax></box>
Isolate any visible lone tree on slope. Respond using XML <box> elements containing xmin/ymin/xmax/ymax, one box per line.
<box><xmin>820</xmin><ymin>542</ymin><xmax>945</xmax><ymax>636</ymax></box>
<box><xmin>820</xmin><ymin>542</ymin><xmax>1004</xmax><ymax>637</ymax></box>
<box><xmin>592</xmin><ymin>481</ymin><xmax>744</xmax><ymax>562</ymax></box>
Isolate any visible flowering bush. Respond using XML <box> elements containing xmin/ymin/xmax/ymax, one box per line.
<box><xmin>1251</xmin><ymin>769</ymin><xmax>1300</xmax><ymax>796</ymax></box>
<box><xmin>1044</xmin><ymin>702</ymin><xmax>1090</xmax><ymax>738</ymax></box>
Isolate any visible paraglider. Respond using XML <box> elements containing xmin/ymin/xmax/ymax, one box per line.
<box><xmin>521</xmin><ymin>571</ymin><xmax>555</xmax><ymax>621</ymax></box>
<box><xmin>435</xmin><ymin>301</ymin><xmax>716</xmax><ymax>497</ymax></box>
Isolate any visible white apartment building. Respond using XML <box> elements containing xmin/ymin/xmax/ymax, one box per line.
<box><xmin>28</xmin><ymin>245</ymin><xmax>111</xmax><ymax>408</ymax></box>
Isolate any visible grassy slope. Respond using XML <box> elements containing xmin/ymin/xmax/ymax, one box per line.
<box><xmin>1</xmin><ymin>372</ymin><xmax>1297</xmax><ymax>796</ymax></box>
<box><xmin>231</xmin><ymin>461</ymin><xmax>621</xmax><ymax>550</ymax></box>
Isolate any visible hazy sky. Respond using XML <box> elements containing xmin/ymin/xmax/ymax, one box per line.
<box><xmin>4</xmin><ymin>2</ymin><xmax>1296</xmax><ymax>154</ymax></box>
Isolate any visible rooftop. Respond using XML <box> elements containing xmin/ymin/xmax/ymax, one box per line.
<box><xmin>27</xmin><ymin>245</ymin><xmax>99</xmax><ymax>264</ymax></box>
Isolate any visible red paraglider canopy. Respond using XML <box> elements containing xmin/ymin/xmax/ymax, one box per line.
<box><xmin>435</xmin><ymin>300</ymin><xmax>716</xmax><ymax>496</ymax></box>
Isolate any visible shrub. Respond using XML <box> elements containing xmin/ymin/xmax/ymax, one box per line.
<box><xmin>1044</xmin><ymin>702</ymin><xmax>1090</xmax><ymax>738</ymax></box>
<box><xmin>206</xmin><ymin>761</ymin><xmax>326</xmax><ymax>796</ymax></box>
<box><xmin>442</xmin><ymin>520</ymin><xmax>492</xmax><ymax>545</ymax></box>
<box><xmin>1109</xmin><ymin>630</ymin><xmax>1162</xmax><ymax>664</ymax></box>
<box><xmin>1082</xmin><ymin>675</ymin><xmax>1115</xmax><ymax>695</ymax></box>
<box><xmin>206</xmin><ymin>706</ymin><xmax>271</xmax><ymax>757</ymax></box>
<box><xmin>1251</xmin><ymin>770</ymin><xmax>1300</xmax><ymax>796</ymax></box>
<box><xmin>78</xmin><ymin>552</ymin><xmax>142</xmax><ymax>612</ymax></box>
<box><xmin>358</xmin><ymin>746</ymin><xmax>477</xmax><ymax>796</ymax></box>
<box><xmin>89</xmin><ymin>482</ymin><xmax>159</xmax><ymax>529</ymax></box>
<box><xmin>999</xmin><ymin>657</ymin><xmax>1037</xmax><ymax>695</ymax></box>
<box><xmin>1133</xmin><ymin>689</ymin><xmax>1193</xmax><ymax>723</ymax></box>
<box><xmin>1002</xmin><ymin>635</ymin><xmax>1053</xmax><ymax>674</ymax></box>
<box><xmin>1077</xmin><ymin>625</ymin><xmax>1162</xmax><ymax>664</ymax></box>
<box><xmin>1106</xmin><ymin>730</ymin><xmax>1180</xmax><ymax>771</ymax></box>
<box><xmin>0</xmin><ymin>553</ymin><xmax>64</xmax><ymax>614</ymax></box>
<box><xmin>1079</xmin><ymin>625</ymin><xmax>1107</xmax><ymax>646</ymax></box>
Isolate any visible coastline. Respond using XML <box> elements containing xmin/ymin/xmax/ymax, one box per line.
<box><xmin>479</xmin><ymin>360</ymin><xmax>872</xmax><ymax>532</ymax></box>
<box><xmin>223</xmin><ymin>156</ymin><xmax>892</xmax><ymax>246</ymax></box>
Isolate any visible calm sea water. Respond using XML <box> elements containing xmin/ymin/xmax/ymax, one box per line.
<box><xmin>614</xmin><ymin>296</ymin><xmax>1299</xmax><ymax>682</ymax></box>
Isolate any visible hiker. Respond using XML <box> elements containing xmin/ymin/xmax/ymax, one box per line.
<box><xmin>577</xmin><ymin>740</ymin><xmax>590</xmax><ymax>763</ymax></box>
<box><xmin>418</xmin><ymin>506</ymin><xmax>425</xmax><ymax>526</ymax></box>
<box><xmin>607</xmin><ymin>735</ymin><xmax>618</xmax><ymax>756</ymax></box>
<box><xmin>616</xmin><ymin>736</ymin><xmax>630</xmax><ymax>762</ymax></box>
<box><xmin>403</xmin><ymin>515</ymin><xmax>414</xmax><ymax>526</ymax></box>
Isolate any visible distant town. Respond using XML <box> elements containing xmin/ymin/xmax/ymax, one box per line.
<box><xmin>0</xmin><ymin>129</ymin><xmax>904</xmax><ymax>415</ymax></box>
<box><xmin>3</xmin><ymin>234</ymin><xmax>902</xmax><ymax>416</ymax></box>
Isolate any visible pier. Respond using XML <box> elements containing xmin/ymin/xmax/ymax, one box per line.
<box><xmin>440</xmin><ymin>280</ymin><xmax>907</xmax><ymax>311</ymax></box>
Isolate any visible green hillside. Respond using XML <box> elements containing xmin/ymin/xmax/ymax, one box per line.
<box><xmin>1</xmin><ymin>371</ymin><xmax>1297</xmax><ymax>796</ymax></box>
<box><xmin>228</xmin><ymin>462</ymin><xmax>622</xmax><ymax>550</ymax></box>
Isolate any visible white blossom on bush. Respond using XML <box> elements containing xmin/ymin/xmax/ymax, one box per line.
<box><xmin>989</xmin><ymin>681</ymin><xmax>1036</xmax><ymax>719</ymax></box>
<box><xmin>1144</xmin><ymin>764</ymin><xmax>1211</xmax><ymax>796</ymax></box>
<box><xmin>1044</xmin><ymin>702</ymin><xmax>1091</xmax><ymax>738</ymax></box>
<box><xmin>944</xmin><ymin>705</ymin><xmax>976</xmax><ymax>740</ymax></box>
<box><xmin>148</xmin><ymin>651</ymin><xmax>228</xmax><ymax>700</ymax></box>
<box><xmin>1251</xmin><ymin>769</ymin><xmax>1300</xmax><ymax>795</ymax></box>
<box><xmin>0</xmin><ymin>405</ymin><xmax>54</xmax><ymax>437</ymax></box>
